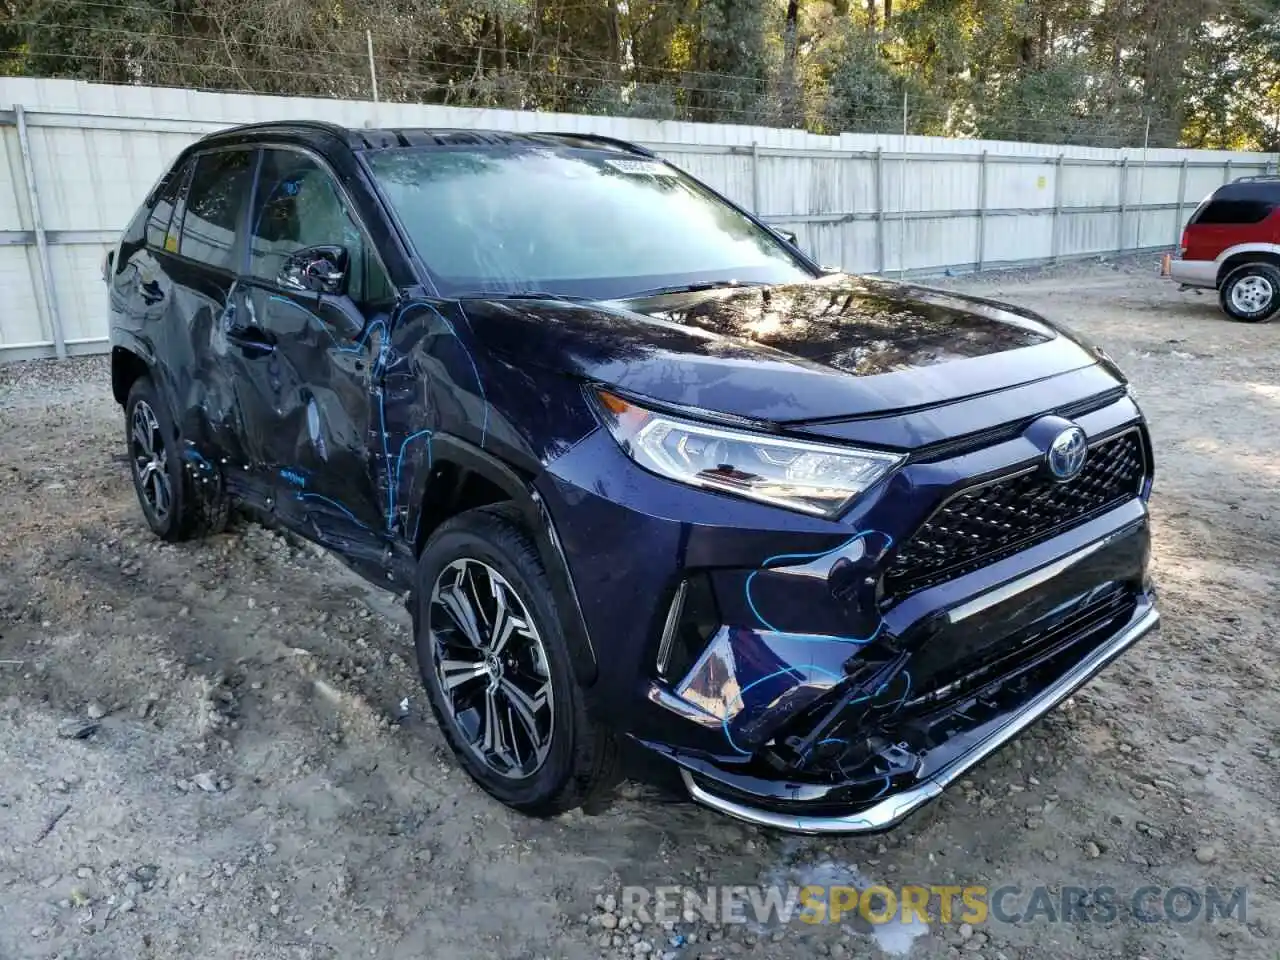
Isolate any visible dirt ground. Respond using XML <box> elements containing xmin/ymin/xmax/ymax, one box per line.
<box><xmin>1</xmin><ymin>256</ymin><xmax>1278</xmax><ymax>960</ymax></box>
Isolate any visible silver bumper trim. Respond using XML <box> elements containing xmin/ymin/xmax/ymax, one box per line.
<box><xmin>680</xmin><ymin>604</ymin><xmax>1159</xmax><ymax>835</ymax></box>
<box><xmin>944</xmin><ymin>535</ymin><xmax>1112</xmax><ymax>625</ymax></box>
<box><xmin>1167</xmin><ymin>258</ymin><xmax>1217</xmax><ymax>288</ymax></box>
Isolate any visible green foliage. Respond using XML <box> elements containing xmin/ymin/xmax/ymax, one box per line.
<box><xmin>2</xmin><ymin>0</ymin><xmax>1278</xmax><ymax>149</ymax></box>
<box><xmin>975</xmin><ymin>59</ymin><xmax>1114</xmax><ymax>145</ymax></box>
<box><xmin>811</xmin><ymin>27</ymin><xmax>906</xmax><ymax>134</ymax></box>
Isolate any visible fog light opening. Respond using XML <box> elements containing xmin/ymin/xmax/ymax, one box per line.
<box><xmin>654</xmin><ymin>573</ymin><xmax>721</xmax><ymax>683</ymax></box>
<box><xmin>655</xmin><ymin>580</ymin><xmax>688</xmax><ymax>677</ymax></box>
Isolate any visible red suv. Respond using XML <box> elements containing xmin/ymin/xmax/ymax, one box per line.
<box><xmin>1164</xmin><ymin>176</ymin><xmax>1280</xmax><ymax>322</ymax></box>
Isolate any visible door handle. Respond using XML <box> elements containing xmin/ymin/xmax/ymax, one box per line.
<box><xmin>226</xmin><ymin>324</ymin><xmax>277</xmax><ymax>355</ymax></box>
<box><xmin>139</xmin><ymin>279</ymin><xmax>163</xmax><ymax>304</ymax></box>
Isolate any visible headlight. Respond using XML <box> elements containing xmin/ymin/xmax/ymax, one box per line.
<box><xmin>594</xmin><ymin>390</ymin><xmax>903</xmax><ymax>517</ymax></box>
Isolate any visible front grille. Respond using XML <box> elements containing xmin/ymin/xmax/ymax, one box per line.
<box><xmin>885</xmin><ymin>429</ymin><xmax>1146</xmax><ymax>600</ymax></box>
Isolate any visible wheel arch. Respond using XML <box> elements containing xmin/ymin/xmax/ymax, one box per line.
<box><xmin>1215</xmin><ymin>245</ymin><xmax>1280</xmax><ymax>287</ymax></box>
<box><xmin>409</xmin><ymin>434</ymin><xmax>599</xmax><ymax>687</ymax></box>
<box><xmin>111</xmin><ymin>345</ymin><xmax>153</xmax><ymax>407</ymax></box>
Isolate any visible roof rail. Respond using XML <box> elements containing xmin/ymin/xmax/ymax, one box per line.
<box><xmin>205</xmin><ymin>119</ymin><xmax>352</xmax><ymax>139</ymax></box>
<box><xmin>1233</xmin><ymin>174</ymin><xmax>1280</xmax><ymax>183</ymax></box>
<box><xmin>530</xmin><ymin>131</ymin><xmax>656</xmax><ymax>158</ymax></box>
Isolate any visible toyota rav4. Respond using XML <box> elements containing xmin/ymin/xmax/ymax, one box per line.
<box><xmin>106</xmin><ymin>122</ymin><xmax>1159</xmax><ymax>833</ymax></box>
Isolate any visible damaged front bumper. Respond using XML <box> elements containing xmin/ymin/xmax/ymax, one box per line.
<box><xmin>675</xmin><ymin>599</ymin><xmax>1157</xmax><ymax>834</ymax></box>
<box><xmin>639</xmin><ymin>511</ymin><xmax>1158</xmax><ymax>834</ymax></box>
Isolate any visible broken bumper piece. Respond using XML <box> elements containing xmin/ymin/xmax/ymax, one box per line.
<box><xmin>672</xmin><ymin>599</ymin><xmax>1158</xmax><ymax>835</ymax></box>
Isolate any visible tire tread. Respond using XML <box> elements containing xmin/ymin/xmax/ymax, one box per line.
<box><xmin>1219</xmin><ymin>261</ymin><xmax>1280</xmax><ymax>323</ymax></box>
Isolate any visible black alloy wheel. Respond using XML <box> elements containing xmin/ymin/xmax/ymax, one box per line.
<box><xmin>428</xmin><ymin>556</ymin><xmax>556</xmax><ymax>779</ymax></box>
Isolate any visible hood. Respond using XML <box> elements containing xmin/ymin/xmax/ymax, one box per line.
<box><xmin>460</xmin><ymin>275</ymin><xmax>1103</xmax><ymax>424</ymax></box>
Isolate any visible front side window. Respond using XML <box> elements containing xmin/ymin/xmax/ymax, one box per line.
<box><xmin>248</xmin><ymin>149</ymin><xmax>393</xmax><ymax>306</ymax></box>
<box><xmin>179</xmin><ymin>149</ymin><xmax>255</xmax><ymax>270</ymax></box>
<box><xmin>364</xmin><ymin>146</ymin><xmax>814</xmax><ymax>299</ymax></box>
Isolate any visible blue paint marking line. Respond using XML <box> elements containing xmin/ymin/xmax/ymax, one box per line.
<box><xmin>887</xmin><ymin>670</ymin><xmax>912</xmax><ymax>711</ymax></box>
<box><xmin>800</xmin><ymin>666</ymin><xmax>912</xmax><ymax>794</ymax></box>
<box><xmin>183</xmin><ymin>446</ymin><xmax>213</xmax><ymax>469</ymax></box>
<box><xmin>377</xmin><ymin>389</ymin><xmax>392</xmax><ymax>522</ymax></box>
<box><xmin>394</xmin><ymin>299</ymin><xmax>490</xmax><ymax>448</ymax></box>
<box><xmin>745</xmin><ymin>529</ymin><xmax>893</xmax><ymax>639</ymax></box>
<box><xmin>251</xmin><ymin>296</ymin><xmax>487</xmax><ymax>540</ymax></box>
<box><xmin>267</xmin><ymin>296</ymin><xmax>388</xmax><ymax>359</ymax></box>
<box><xmin>816</xmin><ymin>736</ymin><xmax>892</xmax><ymax>798</ymax></box>
<box><xmin>385</xmin><ymin>428</ymin><xmax>434</xmax><ymax>532</ymax></box>
<box><xmin>372</xmin><ymin>299</ymin><xmax>488</xmax><ymax>537</ymax></box>
<box><xmin>721</xmin><ymin>663</ymin><xmax>846</xmax><ymax>756</ymax></box>
<box><xmin>295</xmin><ymin>492</ymin><xmax>369</xmax><ymax>529</ymax></box>
<box><xmin>724</xmin><ymin>529</ymin><xmax>906</xmax><ymax>755</ymax></box>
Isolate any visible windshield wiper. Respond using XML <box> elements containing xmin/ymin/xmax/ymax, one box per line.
<box><xmin>615</xmin><ymin>279</ymin><xmax>769</xmax><ymax>301</ymax></box>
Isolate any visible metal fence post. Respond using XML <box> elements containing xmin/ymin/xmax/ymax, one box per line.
<box><xmin>750</xmin><ymin>141</ymin><xmax>761</xmax><ymax>214</ymax></box>
<box><xmin>1116</xmin><ymin>157</ymin><xmax>1129</xmax><ymax>254</ymax></box>
<box><xmin>1224</xmin><ymin>158</ymin><xmax>1232</xmax><ymax>184</ymax></box>
<box><xmin>1050</xmin><ymin>154</ymin><xmax>1065</xmax><ymax>263</ymax></box>
<box><xmin>874</xmin><ymin>146</ymin><xmax>886</xmax><ymax>275</ymax></box>
<box><xmin>1174</xmin><ymin>157</ymin><xmax>1189</xmax><ymax>248</ymax></box>
<box><xmin>14</xmin><ymin>104</ymin><xmax>66</xmax><ymax>360</ymax></box>
<box><xmin>975</xmin><ymin>150</ymin><xmax>988</xmax><ymax>273</ymax></box>
<box><xmin>838</xmin><ymin>155</ymin><xmax>848</xmax><ymax>272</ymax></box>
<box><xmin>366</xmin><ymin>30</ymin><xmax>379</xmax><ymax>103</ymax></box>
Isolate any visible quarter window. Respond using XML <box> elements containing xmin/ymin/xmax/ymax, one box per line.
<box><xmin>144</xmin><ymin>158</ymin><xmax>192</xmax><ymax>251</ymax></box>
<box><xmin>1191</xmin><ymin>199</ymin><xmax>1275</xmax><ymax>225</ymax></box>
<box><xmin>178</xmin><ymin>149</ymin><xmax>255</xmax><ymax>270</ymax></box>
<box><xmin>248</xmin><ymin>149</ymin><xmax>393</xmax><ymax>306</ymax></box>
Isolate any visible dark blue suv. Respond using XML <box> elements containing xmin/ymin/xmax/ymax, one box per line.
<box><xmin>105</xmin><ymin>122</ymin><xmax>1158</xmax><ymax>833</ymax></box>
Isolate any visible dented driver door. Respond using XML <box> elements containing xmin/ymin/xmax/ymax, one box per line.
<box><xmin>238</xmin><ymin>146</ymin><xmax>396</xmax><ymax>563</ymax></box>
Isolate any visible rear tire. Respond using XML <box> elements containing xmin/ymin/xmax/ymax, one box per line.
<box><xmin>412</xmin><ymin>504</ymin><xmax>617</xmax><ymax>816</ymax></box>
<box><xmin>1219</xmin><ymin>262</ymin><xmax>1280</xmax><ymax>322</ymax></box>
<box><xmin>125</xmin><ymin>376</ymin><xmax>228</xmax><ymax>541</ymax></box>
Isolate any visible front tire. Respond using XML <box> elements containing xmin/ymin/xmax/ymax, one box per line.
<box><xmin>125</xmin><ymin>376</ymin><xmax>228</xmax><ymax>541</ymax></box>
<box><xmin>1219</xmin><ymin>262</ymin><xmax>1280</xmax><ymax>322</ymax></box>
<box><xmin>412</xmin><ymin>504</ymin><xmax>617</xmax><ymax>816</ymax></box>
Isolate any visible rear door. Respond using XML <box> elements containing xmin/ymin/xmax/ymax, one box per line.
<box><xmin>236</xmin><ymin>145</ymin><xmax>396</xmax><ymax>559</ymax></box>
<box><xmin>167</xmin><ymin>147</ymin><xmax>269</xmax><ymax>496</ymax></box>
<box><xmin>113</xmin><ymin>147</ymin><xmax>265</xmax><ymax>484</ymax></box>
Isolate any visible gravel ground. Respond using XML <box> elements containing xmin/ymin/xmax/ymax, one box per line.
<box><xmin>1</xmin><ymin>256</ymin><xmax>1277</xmax><ymax>960</ymax></box>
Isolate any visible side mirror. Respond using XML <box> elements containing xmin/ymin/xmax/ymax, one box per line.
<box><xmin>773</xmin><ymin>227</ymin><xmax>798</xmax><ymax>246</ymax></box>
<box><xmin>278</xmin><ymin>245</ymin><xmax>349</xmax><ymax>296</ymax></box>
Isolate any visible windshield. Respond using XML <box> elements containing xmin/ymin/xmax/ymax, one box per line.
<box><xmin>364</xmin><ymin>145</ymin><xmax>815</xmax><ymax>300</ymax></box>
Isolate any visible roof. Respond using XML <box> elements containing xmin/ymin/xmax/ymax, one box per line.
<box><xmin>195</xmin><ymin>120</ymin><xmax>655</xmax><ymax>158</ymax></box>
<box><xmin>1213</xmin><ymin>175</ymin><xmax>1280</xmax><ymax>201</ymax></box>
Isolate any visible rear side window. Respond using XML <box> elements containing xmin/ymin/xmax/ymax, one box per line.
<box><xmin>178</xmin><ymin>149</ymin><xmax>255</xmax><ymax>270</ymax></box>
<box><xmin>1190</xmin><ymin>198</ymin><xmax>1275</xmax><ymax>225</ymax></box>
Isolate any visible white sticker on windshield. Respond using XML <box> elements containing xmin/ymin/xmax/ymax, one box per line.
<box><xmin>603</xmin><ymin>158</ymin><xmax>677</xmax><ymax>177</ymax></box>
